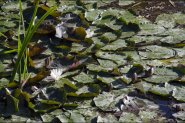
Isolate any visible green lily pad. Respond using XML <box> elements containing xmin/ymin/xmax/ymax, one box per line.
<box><xmin>85</xmin><ymin>9</ymin><xmax>101</xmax><ymax>21</ymax></box>
<box><xmin>101</xmin><ymin>32</ymin><xmax>117</xmax><ymax>42</ymax></box>
<box><xmin>86</xmin><ymin>63</ymin><xmax>113</xmax><ymax>72</ymax></box>
<box><xmin>0</xmin><ymin>21</ymin><xmax>16</xmax><ymax>28</ymax></box>
<box><xmin>118</xmin><ymin>10</ymin><xmax>139</xmax><ymax>25</ymax></box>
<box><xmin>70</xmin><ymin>43</ymin><xmax>86</xmax><ymax>53</ymax></box>
<box><xmin>127</xmin><ymin>35</ymin><xmax>162</xmax><ymax>44</ymax></box>
<box><xmin>72</xmin><ymin>72</ymin><xmax>95</xmax><ymax>84</ymax></box>
<box><xmin>41</xmin><ymin>87</ymin><xmax>67</xmax><ymax>103</ymax></box>
<box><xmin>41</xmin><ymin>114</ymin><xmax>54</xmax><ymax>122</ymax></box>
<box><xmin>155</xmin><ymin>13</ymin><xmax>176</xmax><ymax>29</ymax></box>
<box><xmin>69</xmin><ymin>111</ymin><xmax>86</xmax><ymax>123</ymax></box>
<box><xmin>93</xmin><ymin>92</ymin><xmax>114</xmax><ymax>111</ymax></box>
<box><xmin>10</xmin><ymin>115</ymin><xmax>29</xmax><ymax>122</ymax></box>
<box><xmin>173</xmin><ymin>13</ymin><xmax>185</xmax><ymax>25</ymax></box>
<box><xmin>119</xmin><ymin>112</ymin><xmax>141</xmax><ymax>122</ymax></box>
<box><xmin>0</xmin><ymin>78</ymin><xmax>9</xmax><ymax>89</ymax></box>
<box><xmin>149</xmin><ymin>85</ymin><xmax>171</xmax><ymax>96</ymax></box>
<box><xmin>144</xmin><ymin>67</ymin><xmax>179</xmax><ymax>83</ymax></box>
<box><xmin>139</xmin><ymin>110</ymin><xmax>164</xmax><ymax>122</ymax></box>
<box><xmin>56</xmin><ymin>114</ymin><xmax>69</xmax><ymax>122</ymax></box>
<box><xmin>139</xmin><ymin>46</ymin><xmax>175</xmax><ymax>59</ymax></box>
<box><xmin>172</xmin><ymin>86</ymin><xmax>185</xmax><ymax>102</ymax></box>
<box><xmin>97</xmin><ymin>75</ymin><xmax>126</xmax><ymax>88</ymax></box>
<box><xmin>97</xmin><ymin>114</ymin><xmax>118</xmax><ymax>123</ymax></box>
<box><xmin>76</xmin><ymin>84</ymin><xmax>100</xmax><ymax>96</ymax></box>
<box><xmin>1</xmin><ymin>1</ymin><xmax>27</xmax><ymax>12</ymax></box>
<box><xmin>93</xmin><ymin>16</ymin><xmax>113</xmax><ymax>26</ymax></box>
<box><xmin>101</xmin><ymin>8</ymin><xmax>120</xmax><ymax>18</ymax></box>
<box><xmin>160</xmin><ymin>28</ymin><xmax>185</xmax><ymax>44</ymax></box>
<box><xmin>101</xmin><ymin>39</ymin><xmax>127</xmax><ymax>51</ymax></box>
<box><xmin>173</xmin><ymin>111</ymin><xmax>185</xmax><ymax>121</ymax></box>
<box><xmin>134</xmin><ymin>82</ymin><xmax>153</xmax><ymax>93</ymax></box>
<box><xmin>120</xmin><ymin>31</ymin><xmax>135</xmax><ymax>39</ymax></box>
<box><xmin>54</xmin><ymin>78</ymin><xmax>78</xmax><ymax>91</ymax></box>
<box><xmin>95</xmin><ymin>51</ymin><xmax>127</xmax><ymax>65</ymax></box>
<box><xmin>97</xmin><ymin>59</ymin><xmax>118</xmax><ymax>68</ymax></box>
<box><xmin>138</xmin><ymin>23</ymin><xmax>166</xmax><ymax>35</ymax></box>
<box><xmin>119</xmin><ymin>0</ymin><xmax>135</xmax><ymax>5</ymax></box>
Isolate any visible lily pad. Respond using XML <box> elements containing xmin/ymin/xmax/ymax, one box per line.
<box><xmin>101</xmin><ymin>39</ymin><xmax>127</xmax><ymax>51</ymax></box>
<box><xmin>1</xmin><ymin>1</ymin><xmax>27</xmax><ymax>12</ymax></box>
<box><xmin>172</xmin><ymin>86</ymin><xmax>185</xmax><ymax>102</ymax></box>
<box><xmin>155</xmin><ymin>13</ymin><xmax>176</xmax><ymax>29</ymax></box>
<box><xmin>119</xmin><ymin>112</ymin><xmax>141</xmax><ymax>122</ymax></box>
<box><xmin>97</xmin><ymin>114</ymin><xmax>118</xmax><ymax>123</ymax></box>
<box><xmin>138</xmin><ymin>23</ymin><xmax>166</xmax><ymax>35</ymax></box>
<box><xmin>139</xmin><ymin>46</ymin><xmax>175</xmax><ymax>59</ymax></box>
<box><xmin>95</xmin><ymin>51</ymin><xmax>127</xmax><ymax>65</ymax></box>
<box><xmin>93</xmin><ymin>92</ymin><xmax>115</xmax><ymax>111</ymax></box>
<box><xmin>97</xmin><ymin>59</ymin><xmax>117</xmax><ymax>68</ymax></box>
<box><xmin>69</xmin><ymin>111</ymin><xmax>86</xmax><ymax>123</ymax></box>
<box><xmin>85</xmin><ymin>9</ymin><xmax>101</xmax><ymax>22</ymax></box>
<box><xmin>72</xmin><ymin>72</ymin><xmax>95</xmax><ymax>84</ymax></box>
<box><xmin>173</xmin><ymin>111</ymin><xmax>185</xmax><ymax>121</ymax></box>
<box><xmin>149</xmin><ymin>85</ymin><xmax>171</xmax><ymax>96</ymax></box>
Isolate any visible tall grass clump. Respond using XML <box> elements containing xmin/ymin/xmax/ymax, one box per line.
<box><xmin>10</xmin><ymin>0</ymin><xmax>57</xmax><ymax>82</ymax></box>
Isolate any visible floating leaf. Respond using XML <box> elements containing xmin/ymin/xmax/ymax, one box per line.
<box><xmin>144</xmin><ymin>67</ymin><xmax>179</xmax><ymax>83</ymax></box>
<box><xmin>173</xmin><ymin>13</ymin><xmax>185</xmax><ymax>25</ymax></box>
<box><xmin>172</xmin><ymin>86</ymin><xmax>185</xmax><ymax>102</ymax></box>
<box><xmin>160</xmin><ymin>28</ymin><xmax>185</xmax><ymax>44</ymax></box>
<box><xmin>97</xmin><ymin>114</ymin><xmax>118</xmax><ymax>123</ymax></box>
<box><xmin>97</xmin><ymin>59</ymin><xmax>117</xmax><ymax>68</ymax></box>
<box><xmin>138</xmin><ymin>23</ymin><xmax>166</xmax><ymax>35</ymax></box>
<box><xmin>72</xmin><ymin>72</ymin><xmax>94</xmax><ymax>84</ymax></box>
<box><xmin>42</xmin><ymin>87</ymin><xmax>67</xmax><ymax>103</ymax></box>
<box><xmin>56</xmin><ymin>114</ymin><xmax>69</xmax><ymax>122</ymax></box>
<box><xmin>69</xmin><ymin>111</ymin><xmax>86</xmax><ymax>123</ymax></box>
<box><xmin>139</xmin><ymin>46</ymin><xmax>175</xmax><ymax>59</ymax></box>
<box><xmin>85</xmin><ymin>9</ymin><xmax>101</xmax><ymax>22</ymax></box>
<box><xmin>134</xmin><ymin>81</ymin><xmax>153</xmax><ymax>93</ymax></box>
<box><xmin>86</xmin><ymin>64</ymin><xmax>113</xmax><ymax>72</ymax></box>
<box><xmin>173</xmin><ymin>111</ymin><xmax>185</xmax><ymax>121</ymax></box>
<box><xmin>119</xmin><ymin>112</ymin><xmax>141</xmax><ymax>122</ymax></box>
<box><xmin>96</xmin><ymin>51</ymin><xmax>127</xmax><ymax>65</ymax></box>
<box><xmin>70</xmin><ymin>43</ymin><xmax>86</xmax><ymax>53</ymax></box>
<box><xmin>93</xmin><ymin>92</ymin><xmax>114</xmax><ymax>111</ymax></box>
<box><xmin>1</xmin><ymin>1</ymin><xmax>27</xmax><ymax>12</ymax></box>
<box><xmin>149</xmin><ymin>85</ymin><xmax>171</xmax><ymax>96</ymax></box>
<box><xmin>0</xmin><ymin>78</ymin><xmax>9</xmax><ymax>89</ymax></box>
<box><xmin>101</xmin><ymin>39</ymin><xmax>127</xmax><ymax>51</ymax></box>
<box><xmin>41</xmin><ymin>114</ymin><xmax>54</xmax><ymax>122</ymax></box>
<box><xmin>139</xmin><ymin>111</ymin><xmax>164</xmax><ymax>122</ymax></box>
<box><xmin>155</xmin><ymin>13</ymin><xmax>175</xmax><ymax>29</ymax></box>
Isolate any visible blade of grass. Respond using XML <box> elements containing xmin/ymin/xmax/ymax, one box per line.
<box><xmin>18</xmin><ymin>0</ymin><xmax>23</xmax><ymax>83</ymax></box>
<box><xmin>0</xmin><ymin>49</ymin><xmax>17</xmax><ymax>54</ymax></box>
<box><xmin>23</xmin><ymin>48</ymin><xmax>28</xmax><ymax>79</ymax></box>
<box><xmin>10</xmin><ymin>1</ymin><xmax>57</xmax><ymax>82</ymax></box>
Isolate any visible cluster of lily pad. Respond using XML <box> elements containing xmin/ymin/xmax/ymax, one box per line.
<box><xmin>0</xmin><ymin>0</ymin><xmax>185</xmax><ymax>122</ymax></box>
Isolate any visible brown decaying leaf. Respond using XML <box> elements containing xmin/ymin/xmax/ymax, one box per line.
<box><xmin>28</xmin><ymin>43</ymin><xmax>47</xmax><ymax>57</ymax></box>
